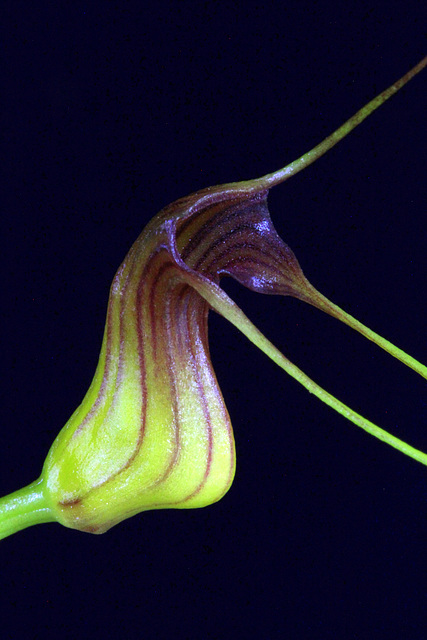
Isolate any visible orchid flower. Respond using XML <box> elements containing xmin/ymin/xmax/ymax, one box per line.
<box><xmin>1</xmin><ymin>57</ymin><xmax>425</xmax><ymax>540</ymax></box>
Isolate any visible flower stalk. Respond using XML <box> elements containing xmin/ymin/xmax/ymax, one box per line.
<box><xmin>0</xmin><ymin>479</ymin><xmax>54</xmax><ymax>539</ymax></box>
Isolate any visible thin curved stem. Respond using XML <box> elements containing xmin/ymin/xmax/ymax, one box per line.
<box><xmin>235</xmin><ymin>303</ymin><xmax>427</xmax><ymax>464</ymax></box>
<box><xmin>0</xmin><ymin>477</ymin><xmax>54</xmax><ymax>541</ymax></box>
<box><xmin>256</xmin><ymin>56</ymin><xmax>427</xmax><ymax>189</ymax></box>
<box><xmin>190</xmin><ymin>273</ymin><xmax>427</xmax><ymax>467</ymax></box>
<box><xmin>303</xmin><ymin>285</ymin><xmax>427</xmax><ymax>380</ymax></box>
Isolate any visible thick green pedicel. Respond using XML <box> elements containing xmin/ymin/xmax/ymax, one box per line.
<box><xmin>1</xmin><ymin>57</ymin><xmax>426</xmax><ymax>540</ymax></box>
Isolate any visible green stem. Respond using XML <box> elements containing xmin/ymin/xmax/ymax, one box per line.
<box><xmin>0</xmin><ymin>477</ymin><xmax>54</xmax><ymax>541</ymax></box>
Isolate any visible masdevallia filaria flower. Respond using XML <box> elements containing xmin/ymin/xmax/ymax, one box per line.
<box><xmin>0</xmin><ymin>57</ymin><xmax>426</xmax><ymax>539</ymax></box>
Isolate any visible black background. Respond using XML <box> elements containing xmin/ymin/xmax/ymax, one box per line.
<box><xmin>2</xmin><ymin>2</ymin><xmax>426</xmax><ymax>638</ymax></box>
